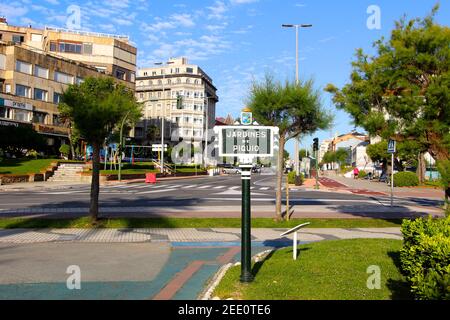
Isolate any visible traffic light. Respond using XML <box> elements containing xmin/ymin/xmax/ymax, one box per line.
<box><xmin>176</xmin><ymin>95</ymin><xmax>183</xmax><ymax>109</ymax></box>
<box><xmin>313</xmin><ymin>138</ymin><xmax>319</xmax><ymax>151</ymax></box>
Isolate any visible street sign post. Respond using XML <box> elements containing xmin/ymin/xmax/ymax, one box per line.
<box><xmin>215</xmin><ymin>110</ymin><xmax>278</xmax><ymax>283</ymax></box>
<box><xmin>387</xmin><ymin>139</ymin><xmax>396</xmax><ymax>207</ymax></box>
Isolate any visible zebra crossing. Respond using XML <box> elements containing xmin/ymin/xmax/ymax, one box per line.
<box><xmin>34</xmin><ymin>182</ymin><xmax>301</xmax><ymax>195</ymax></box>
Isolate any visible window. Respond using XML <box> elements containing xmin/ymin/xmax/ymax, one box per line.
<box><xmin>12</xmin><ymin>35</ymin><xmax>24</xmax><ymax>44</ymax></box>
<box><xmin>177</xmin><ymin>78</ymin><xmax>181</xmax><ymax>84</ymax></box>
<box><xmin>152</xmin><ymin>71</ymin><xmax>157</xmax><ymax>76</ymax></box>
<box><xmin>58</xmin><ymin>42</ymin><xmax>82</xmax><ymax>54</ymax></box>
<box><xmin>82</xmin><ymin>43</ymin><xmax>93</xmax><ymax>54</ymax></box>
<box><xmin>194</xmin><ymin>79</ymin><xmax>199</xmax><ymax>85</ymax></box>
<box><xmin>130</xmin><ymin>73</ymin><xmax>135</xmax><ymax>83</ymax></box>
<box><xmin>76</xmin><ymin>77</ymin><xmax>84</xmax><ymax>85</ymax></box>
<box><xmin>53</xmin><ymin>92</ymin><xmax>62</xmax><ymax>104</ymax></box>
<box><xmin>15</xmin><ymin>84</ymin><xmax>31</xmax><ymax>98</ymax></box>
<box><xmin>5</xmin><ymin>84</ymin><xmax>11</xmax><ymax>93</ymax></box>
<box><xmin>34</xmin><ymin>88</ymin><xmax>48</xmax><ymax>101</ymax></box>
<box><xmin>186</xmin><ymin>78</ymin><xmax>191</xmax><ymax>84</ymax></box>
<box><xmin>158</xmin><ymin>80</ymin><xmax>162</xmax><ymax>85</ymax></box>
<box><xmin>15</xmin><ymin>60</ymin><xmax>32</xmax><ymax>74</ymax></box>
<box><xmin>175</xmin><ymin>68</ymin><xmax>180</xmax><ymax>74</ymax></box>
<box><xmin>13</xmin><ymin>109</ymin><xmax>29</xmax><ymax>122</ymax></box>
<box><xmin>186</xmin><ymin>67</ymin><xmax>193</xmax><ymax>74</ymax></box>
<box><xmin>144</xmin><ymin>72</ymin><xmax>148</xmax><ymax>76</ymax></box>
<box><xmin>33</xmin><ymin>111</ymin><xmax>47</xmax><ymax>124</ymax></box>
<box><xmin>54</xmin><ymin>71</ymin><xmax>73</xmax><ymax>84</ymax></box>
<box><xmin>34</xmin><ymin>65</ymin><xmax>49</xmax><ymax>78</ymax></box>
<box><xmin>167</xmin><ymin>79</ymin><xmax>171</xmax><ymax>85</ymax></box>
<box><xmin>0</xmin><ymin>106</ymin><xmax>6</xmax><ymax>118</ymax></box>
<box><xmin>50</xmin><ymin>42</ymin><xmax>57</xmax><ymax>52</ymax></box>
<box><xmin>115</xmin><ymin>69</ymin><xmax>126</xmax><ymax>80</ymax></box>
<box><xmin>0</xmin><ymin>54</ymin><xmax>5</xmax><ymax>70</ymax></box>
<box><xmin>95</xmin><ymin>66</ymin><xmax>107</xmax><ymax>73</ymax></box>
<box><xmin>52</xmin><ymin>114</ymin><xmax>61</xmax><ymax>126</ymax></box>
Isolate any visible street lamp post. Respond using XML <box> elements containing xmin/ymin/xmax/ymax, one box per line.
<box><xmin>154</xmin><ymin>61</ymin><xmax>174</xmax><ymax>174</ymax></box>
<box><xmin>203</xmin><ymin>96</ymin><xmax>216</xmax><ymax>168</ymax></box>
<box><xmin>282</xmin><ymin>23</ymin><xmax>312</xmax><ymax>178</ymax></box>
<box><xmin>118</xmin><ymin>109</ymin><xmax>132</xmax><ymax>182</ymax></box>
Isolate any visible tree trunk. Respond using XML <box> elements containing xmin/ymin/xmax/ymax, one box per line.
<box><xmin>89</xmin><ymin>142</ymin><xmax>101</xmax><ymax>223</ymax></box>
<box><xmin>416</xmin><ymin>152</ymin><xmax>426</xmax><ymax>184</ymax></box>
<box><xmin>275</xmin><ymin>134</ymin><xmax>286</xmax><ymax>221</ymax></box>
<box><xmin>68</xmin><ymin>129</ymin><xmax>75</xmax><ymax>160</ymax></box>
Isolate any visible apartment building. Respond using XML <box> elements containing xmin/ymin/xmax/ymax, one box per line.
<box><xmin>0</xmin><ymin>42</ymin><xmax>125</xmax><ymax>151</ymax></box>
<box><xmin>135</xmin><ymin>57</ymin><xmax>218</xmax><ymax>147</ymax></box>
<box><xmin>0</xmin><ymin>18</ymin><xmax>137</xmax><ymax>152</ymax></box>
<box><xmin>0</xmin><ymin>18</ymin><xmax>136</xmax><ymax>89</ymax></box>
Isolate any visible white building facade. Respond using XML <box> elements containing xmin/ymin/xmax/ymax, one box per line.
<box><xmin>134</xmin><ymin>58</ymin><xmax>218</xmax><ymax>148</ymax></box>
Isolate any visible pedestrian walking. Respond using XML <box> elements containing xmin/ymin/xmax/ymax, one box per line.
<box><xmin>353</xmin><ymin>167</ymin><xmax>359</xmax><ymax>179</ymax></box>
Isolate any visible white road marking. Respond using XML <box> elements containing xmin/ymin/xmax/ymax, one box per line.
<box><xmin>197</xmin><ymin>185</ymin><xmax>212</xmax><ymax>189</ymax></box>
<box><xmin>135</xmin><ymin>188</ymin><xmax>177</xmax><ymax>194</ymax></box>
<box><xmin>181</xmin><ymin>185</ymin><xmax>196</xmax><ymax>189</ymax></box>
<box><xmin>213</xmin><ymin>186</ymin><xmax>226</xmax><ymax>189</ymax></box>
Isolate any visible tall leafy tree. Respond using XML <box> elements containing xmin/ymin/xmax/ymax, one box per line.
<box><xmin>248</xmin><ymin>75</ymin><xmax>332</xmax><ymax>220</ymax></box>
<box><xmin>59</xmin><ymin>77</ymin><xmax>142</xmax><ymax>222</ymax></box>
<box><xmin>325</xmin><ymin>5</ymin><xmax>449</xmax><ymax>195</ymax></box>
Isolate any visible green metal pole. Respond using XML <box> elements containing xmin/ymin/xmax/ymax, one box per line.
<box><xmin>118</xmin><ymin>124</ymin><xmax>123</xmax><ymax>182</ymax></box>
<box><xmin>240</xmin><ymin>166</ymin><xmax>254</xmax><ymax>283</ymax></box>
<box><xmin>315</xmin><ymin>149</ymin><xmax>319</xmax><ymax>189</ymax></box>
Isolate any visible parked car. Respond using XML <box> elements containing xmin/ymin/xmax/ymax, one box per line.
<box><xmin>252</xmin><ymin>165</ymin><xmax>261</xmax><ymax>173</ymax></box>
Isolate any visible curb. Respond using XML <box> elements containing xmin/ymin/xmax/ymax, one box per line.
<box><xmin>200</xmin><ymin>249</ymin><xmax>275</xmax><ymax>300</ymax></box>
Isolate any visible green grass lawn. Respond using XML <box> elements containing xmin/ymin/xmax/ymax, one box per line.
<box><xmin>213</xmin><ymin>239</ymin><xmax>412</xmax><ymax>300</ymax></box>
<box><xmin>0</xmin><ymin>158</ymin><xmax>68</xmax><ymax>175</ymax></box>
<box><xmin>0</xmin><ymin>217</ymin><xmax>403</xmax><ymax>229</ymax></box>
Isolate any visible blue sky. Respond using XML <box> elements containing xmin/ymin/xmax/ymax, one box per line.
<box><xmin>1</xmin><ymin>0</ymin><xmax>449</xmax><ymax>155</ymax></box>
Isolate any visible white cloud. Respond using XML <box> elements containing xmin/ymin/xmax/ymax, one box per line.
<box><xmin>171</xmin><ymin>13</ymin><xmax>195</xmax><ymax>27</ymax></box>
<box><xmin>44</xmin><ymin>0</ymin><xmax>60</xmax><ymax>5</ymax></box>
<box><xmin>207</xmin><ymin>1</ymin><xmax>228</xmax><ymax>20</ymax></box>
<box><xmin>0</xmin><ymin>3</ymin><xmax>28</xmax><ymax>18</ymax></box>
<box><xmin>230</xmin><ymin>0</ymin><xmax>259</xmax><ymax>4</ymax></box>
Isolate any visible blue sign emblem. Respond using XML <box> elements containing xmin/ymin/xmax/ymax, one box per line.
<box><xmin>241</xmin><ymin>112</ymin><xmax>252</xmax><ymax>126</ymax></box>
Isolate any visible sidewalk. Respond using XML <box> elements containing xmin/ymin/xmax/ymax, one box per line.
<box><xmin>319</xmin><ymin>173</ymin><xmax>445</xmax><ymax>199</ymax></box>
<box><xmin>0</xmin><ymin>204</ymin><xmax>443</xmax><ymax>219</ymax></box>
<box><xmin>0</xmin><ymin>227</ymin><xmax>402</xmax><ymax>243</ymax></box>
<box><xmin>0</xmin><ymin>174</ymin><xmax>211</xmax><ymax>191</ymax></box>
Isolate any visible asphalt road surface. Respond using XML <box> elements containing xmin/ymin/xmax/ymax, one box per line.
<box><xmin>0</xmin><ymin>170</ymin><xmax>442</xmax><ymax>218</ymax></box>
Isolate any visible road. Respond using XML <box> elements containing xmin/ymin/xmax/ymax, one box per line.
<box><xmin>0</xmin><ymin>170</ymin><xmax>443</xmax><ymax>219</ymax></box>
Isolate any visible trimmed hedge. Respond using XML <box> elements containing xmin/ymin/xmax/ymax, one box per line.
<box><xmin>394</xmin><ymin>171</ymin><xmax>419</xmax><ymax>187</ymax></box>
<box><xmin>400</xmin><ymin>217</ymin><xmax>450</xmax><ymax>300</ymax></box>
<box><xmin>287</xmin><ymin>171</ymin><xmax>304</xmax><ymax>186</ymax></box>
<box><xmin>358</xmin><ymin>170</ymin><xmax>367</xmax><ymax>179</ymax></box>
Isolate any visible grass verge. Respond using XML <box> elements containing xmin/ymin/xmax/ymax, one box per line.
<box><xmin>0</xmin><ymin>217</ymin><xmax>403</xmax><ymax>229</ymax></box>
<box><xmin>0</xmin><ymin>159</ymin><xmax>82</xmax><ymax>175</ymax></box>
<box><xmin>213</xmin><ymin>239</ymin><xmax>412</xmax><ymax>300</ymax></box>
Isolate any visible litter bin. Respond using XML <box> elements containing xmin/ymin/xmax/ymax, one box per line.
<box><xmin>145</xmin><ymin>172</ymin><xmax>157</xmax><ymax>184</ymax></box>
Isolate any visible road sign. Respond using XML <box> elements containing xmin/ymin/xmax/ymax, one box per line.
<box><xmin>218</xmin><ymin>126</ymin><xmax>276</xmax><ymax>157</ymax></box>
<box><xmin>152</xmin><ymin>144</ymin><xmax>168</xmax><ymax>151</ymax></box>
<box><xmin>240</xmin><ymin>111</ymin><xmax>253</xmax><ymax>126</ymax></box>
<box><xmin>387</xmin><ymin>139</ymin><xmax>396</xmax><ymax>153</ymax></box>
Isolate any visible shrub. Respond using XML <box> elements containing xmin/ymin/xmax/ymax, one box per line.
<box><xmin>358</xmin><ymin>170</ymin><xmax>367</xmax><ymax>179</ymax></box>
<box><xmin>400</xmin><ymin>217</ymin><xmax>450</xmax><ymax>300</ymax></box>
<box><xmin>287</xmin><ymin>171</ymin><xmax>304</xmax><ymax>185</ymax></box>
<box><xmin>59</xmin><ymin>144</ymin><xmax>71</xmax><ymax>158</ymax></box>
<box><xmin>394</xmin><ymin>171</ymin><xmax>419</xmax><ymax>187</ymax></box>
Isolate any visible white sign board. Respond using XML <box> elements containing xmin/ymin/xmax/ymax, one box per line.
<box><xmin>387</xmin><ymin>139</ymin><xmax>396</xmax><ymax>154</ymax></box>
<box><xmin>217</xmin><ymin>125</ymin><xmax>277</xmax><ymax>158</ymax></box>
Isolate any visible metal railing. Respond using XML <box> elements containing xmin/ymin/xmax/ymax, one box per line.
<box><xmin>44</xmin><ymin>27</ymin><xmax>129</xmax><ymax>41</ymax></box>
